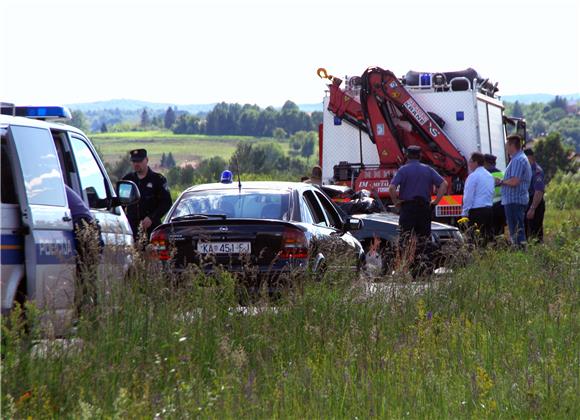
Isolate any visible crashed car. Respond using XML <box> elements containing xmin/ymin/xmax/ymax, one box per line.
<box><xmin>321</xmin><ymin>184</ymin><xmax>464</xmax><ymax>273</ymax></box>
<box><xmin>150</xmin><ymin>181</ymin><xmax>365</xmax><ymax>290</ymax></box>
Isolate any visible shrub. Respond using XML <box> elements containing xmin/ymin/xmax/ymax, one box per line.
<box><xmin>546</xmin><ymin>171</ymin><xmax>580</xmax><ymax>210</ymax></box>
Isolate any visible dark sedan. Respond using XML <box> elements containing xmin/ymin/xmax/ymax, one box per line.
<box><xmin>150</xmin><ymin>182</ymin><xmax>365</xmax><ymax>288</ymax></box>
<box><xmin>321</xmin><ymin>185</ymin><xmax>464</xmax><ymax>273</ymax></box>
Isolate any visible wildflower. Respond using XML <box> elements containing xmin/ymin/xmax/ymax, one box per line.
<box><xmin>16</xmin><ymin>390</ymin><xmax>32</xmax><ymax>405</ymax></box>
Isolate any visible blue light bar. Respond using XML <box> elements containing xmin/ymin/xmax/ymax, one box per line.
<box><xmin>14</xmin><ymin>106</ymin><xmax>72</xmax><ymax>120</ymax></box>
<box><xmin>419</xmin><ymin>73</ymin><xmax>431</xmax><ymax>87</ymax></box>
<box><xmin>220</xmin><ymin>170</ymin><xmax>233</xmax><ymax>184</ymax></box>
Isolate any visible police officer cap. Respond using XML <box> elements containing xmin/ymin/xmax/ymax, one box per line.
<box><xmin>484</xmin><ymin>154</ymin><xmax>497</xmax><ymax>163</ymax></box>
<box><xmin>406</xmin><ymin>145</ymin><xmax>421</xmax><ymax>157</ymax></box>
<box><xmin>130</xmin><ymin>149</ymin><xmax>147</xmax><ymax>162</ymax></box>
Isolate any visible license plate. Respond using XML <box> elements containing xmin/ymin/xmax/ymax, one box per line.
<box><xmin>197</xmin><ymin>242</ymin><xmax>251</xmax><ymax>254</ymax></box>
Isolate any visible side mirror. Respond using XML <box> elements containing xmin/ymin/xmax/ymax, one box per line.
<box><xmin>111</xmin><ymin>180</ymin><xmax>140</xmax><ymax>207</ymax></box>
<box><xmin>343</xmin><ymin>217</ymin><xmax>363</xmax><ymax>232</ymax></box>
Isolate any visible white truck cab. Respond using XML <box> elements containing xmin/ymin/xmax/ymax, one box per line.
<box><xmin>1</xmin><ymin>104</ymin><xmax>139</xmax><ymax>334</ymax></box>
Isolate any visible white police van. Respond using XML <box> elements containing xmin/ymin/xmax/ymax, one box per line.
<box><xmin>1</xmin><ymin>104</ymin><xmax>140</xmax><ymax>334</ymax></box>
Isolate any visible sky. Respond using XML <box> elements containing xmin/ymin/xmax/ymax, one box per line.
<box><xmin>1</xmin><ymin>0</ymin><xmax>578</xmax><ymax>107</ymax></box>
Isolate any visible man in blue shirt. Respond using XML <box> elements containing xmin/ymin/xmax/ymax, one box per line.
<box><xmin>498</xmin><ymin>135</ymin><xmax>532</xmax><ymax>246</ymax></box>
<box><xmin>462</xmin><ymin>152</ymin><xmax>495</xmax><ymax>245</ymax></box>
<box><xmin>389</xmin><ymin>146</ymin><xmax>448</xmax><ymax>274</ymax></box>
<box><xmin>524</xmin><ymin>148</ymin><xmax>545</xmax><ymax>243</ymax></box>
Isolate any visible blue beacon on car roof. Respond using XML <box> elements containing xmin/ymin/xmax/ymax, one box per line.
<box><xmin>13</xmin><ymin>106</ymin><xmax>72</xmax><ymax>120</ymax></box>
<box><xmin>220</xmin><ymin>170</ymin><xmax>233</xmax><ymax>184</ymax></box>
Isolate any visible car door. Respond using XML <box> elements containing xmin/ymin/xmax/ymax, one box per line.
<box><xmin>313</xmin><ymin>189</ymin><xmax>361</xmax><ymax>262</ymax></box>
<box><xmin>66</xmin><ymin>133</ymin><xmax>134</xmax><ymax>267</ymax></box>
<box><xmin>301</xmin><ymin>189</ymin><xmax>352</xmax><ymax>265</ymax></box>
<box><xmin>6</xmin><ymin>123</ymin><xmax>75</xmax><ymax>329</ymax></box>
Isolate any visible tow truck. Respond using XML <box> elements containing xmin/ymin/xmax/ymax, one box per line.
<box><xmin>317</xmin><ymin>67</ymin><xmax>526</xmax><ymax>220</ymax></box>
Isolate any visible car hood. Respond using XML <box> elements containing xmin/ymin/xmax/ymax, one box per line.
<box><xmin>353</xmin><ymin>212</ymin><xmax>458</xmax><ymax>231</ymax></box>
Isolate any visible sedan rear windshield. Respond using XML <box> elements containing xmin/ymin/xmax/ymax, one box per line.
<box><xmin>172</xmin><ymin>190</ymin><xmax>290</xmax><ymax>220</ymax></box>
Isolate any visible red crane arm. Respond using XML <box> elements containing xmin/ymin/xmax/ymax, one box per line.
<box><xmin>323</xmin><ymin>67</ymin><xmax>467</xmax><ymax>177</ymax></box>
<box><xmin>360</xmin><ymin>67</ymin><xmax>467</xmax><ymax>176</ymax></box>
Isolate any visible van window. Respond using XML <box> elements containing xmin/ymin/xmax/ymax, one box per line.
<box><xmin>10</xmin><ymin>125</ymin><xmax>66</xmax><ymax>206</ymax></box>
<box><xmin>1</xmin><ymin>136</ymin><xmax>18</xmax><ymax>204</ymax></box>
<box><xmin>69</xmin><ymin>137</ymin><xmax>108</xmax><ymax>208</ymax></box>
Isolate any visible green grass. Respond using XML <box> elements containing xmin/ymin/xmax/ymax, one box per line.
<box><xmin>90</xmin><ymin>130</ymin><xmax>290</xmax><ymax>167</ymax></box>
<box><xmin>2</xmin><ymin>209</ymin><xmax>579</xmax><ymax>418</ymax></box>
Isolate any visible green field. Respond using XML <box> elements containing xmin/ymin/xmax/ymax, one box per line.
<box><xmin>91</xmin><ymin>130</ymin><xmax>289</xmax><ymax>167</ymax></box>
<box><xmin>2</xmin><ymin>208</ymin><xmax>578</xmax><ymax>418</ymax></box>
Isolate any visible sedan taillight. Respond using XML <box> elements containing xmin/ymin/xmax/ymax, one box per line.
<box><xmin>279</xmin><ymin>228</ymin><xmax>308</xmax><ymax>259</ymax></box>
<box><xmin>150</xmin><ymin>229</ymin><xmax>170</xmax><ymax>261</ymax></box>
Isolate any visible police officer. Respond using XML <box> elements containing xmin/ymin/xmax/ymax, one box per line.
<box><xmin>389</xmin><ymin>146</ymin><xmax>448</xmax><ymax>274</ymax></box>
<box><xmin>524</xmin><ymin>148</ymin><xmax>545</xmax><ymax>243</ymax></box>
<box><xmin>65</xmin><ymin>185</ymin><xmax>102</xmax><ymax>311</ymax></box>
<box><xmin>122</xmin><ymin>149</ymin><xmax>173</xmax><ymax>240</ymax></box>
<box><xmin>484</xmin><ymin>154</ymin><xmax>505</xmax><ymax>236</ymax></box>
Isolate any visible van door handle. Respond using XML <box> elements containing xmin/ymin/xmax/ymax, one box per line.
<box><xmin>62</xmin><ymin>216</ymin><xmax>72</xmax><ymax>222</ymax></box>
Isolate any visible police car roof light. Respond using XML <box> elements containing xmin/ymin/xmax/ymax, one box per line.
<box><xmin>14</xmin><ymin>106</ymin><xmax>72</xmax><ymax>120</ymax></box>
<box><xmin>220</xmin><ymin>170</ymin><xmax>233</xmax><ymax>184</ymax></box>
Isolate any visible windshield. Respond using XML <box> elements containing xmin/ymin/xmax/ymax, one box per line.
<box><xmin>172</xmin><ymin>189</ymin><xmax>291</xmax><ymax>220</ymax></box>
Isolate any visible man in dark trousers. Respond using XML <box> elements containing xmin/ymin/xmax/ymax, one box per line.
<box><xmin>484</xmin><ymin>154</ymin><xmax>505</xmax><ymax>237</ymax></box>
<box><xmin>462</xmin><ymin>152</ymin><xmax>495</xmax><ymax>245</ymax></box>
<box><xmin>122</xmin><ymin>149</ymin><xmax>173</xmax><ymax>241</ymax></box>
<box><xmin>524</xmin><ymin>148</ymin><xmax>545</xmax><ymax>243</ymax></box>
<box><xmin>389</xmin><ymin>146</ymin><xmax>448</xmax><ymax>275</ymax></box>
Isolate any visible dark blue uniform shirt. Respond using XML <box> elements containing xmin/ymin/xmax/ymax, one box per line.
<box><xmin>528</xmin><ymin>163</ymin><xmax>545</xmax><ymax>196</ymax></box>
<box><xmin>65</xmin><ymin>185</ymin><xmax>93</xmax><ymax>224</ymax></box>
<box><xmin>391</xmin><ymin>159</ymin><xmax>444</xmax><ymax>202</ymax></box>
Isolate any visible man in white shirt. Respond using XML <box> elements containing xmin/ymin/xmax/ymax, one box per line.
<box><xmin>462</xmin><ymin>152</ymin><xmax>495</xmax><ymax>245</ymax></box>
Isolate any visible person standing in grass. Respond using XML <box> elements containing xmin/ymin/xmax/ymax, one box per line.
<box><xmin>389</xmin><ymin>146</ymin><xmax>448</xmax><ymax>275</ymax></box>
<box><xmin>462</xmin><ymin>152</ymin><xmax>495</xmax><ymax>245</ymax></box>
<box><xmin>304</xmin><ymin>165</ymin><xmax>323</xmax><ymax>186</ymax></box>
<box><xmin>484</xmin><ymin>153</ymin><xmax>505</xmax><ymax>236</ymax></box>
<box><xmin>497</xmin><ymin>135</ymin><xmax>532</xmax><ymax>247</ymax></box>
<box><xmin>524</xmin><ymin>148</ymin><xmax>545</xmax><ymax>243</ymax></box>
<box><xmin>122</xmin><ymin>148</ymin><xmax>173</xmax><ymax>241</ymax></box>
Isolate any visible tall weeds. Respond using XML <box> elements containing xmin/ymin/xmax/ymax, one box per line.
<box><xmin>2</xmin><ymin>215</ymin><xmax>578</xmax><ymax>418</ymax></box>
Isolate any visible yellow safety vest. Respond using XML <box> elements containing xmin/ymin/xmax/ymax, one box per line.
<box><xmin>491</xmin><ymin>171</ymin><xmax>504</xmax><ymax>203</ymax></box>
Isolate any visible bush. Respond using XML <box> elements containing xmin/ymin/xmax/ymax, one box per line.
<box><xmin>546</xmin><ymin>171</ymin><xmax>580</xmax><ymax>210</ymax></box>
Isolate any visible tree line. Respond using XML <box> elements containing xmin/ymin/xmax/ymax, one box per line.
<box><xmin>169</xmin><ymin>100</ymin><xmax>322</xmax><ymax>137</ymax></box>
<box><xmin>70</xmin><ymin>100</ymin><xmax>323</xmax><ymax>138</ymax></box>
<box><xmin>505</xmin><ymin>96</ymin><xmax>580</xmax><ymax>152</ymax></box>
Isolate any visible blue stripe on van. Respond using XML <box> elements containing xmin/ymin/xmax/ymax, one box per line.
<box><xmin>1</xmin><ymin>234</ymin><xmax>25</xmax><ymax>265</ymax></box>
<box><xmin>1</xmin><ymin>231</ymin><xmax>76</xmax><ymax>265</ymax></box>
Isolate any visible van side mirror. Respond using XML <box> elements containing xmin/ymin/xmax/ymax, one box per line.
<box><xmin>110</xmin><ymin>180</ymin><xmax>140</xmax><ymax>207</ymax></box>
<box><xmin>343</xmin><ymin>217</ymin><xmax>363</xmax><ymax>232</ymax></box>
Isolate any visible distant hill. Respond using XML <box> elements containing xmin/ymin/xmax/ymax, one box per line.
<box><xmin>502</xmin><ymin>93</ymin><xmax>579</xmax><ymax>104</ymax></box>
<box><xmin>67</xmin><ymin>99</ymin><xmax>216</xmax><ymax>114</ymax></box>
<box><xmin>67</xmin><ymin>99</ymin><xmax>323</xmax><ymax>113</ymax></box>
<box><xmin>68</xmin><ymin>95</ymin><xmax>579</xmax><ymax>113</ymax></box>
